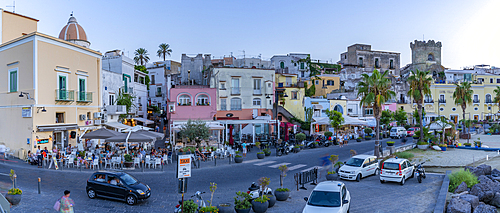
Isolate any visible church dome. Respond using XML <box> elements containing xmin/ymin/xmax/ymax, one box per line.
<box><xmin>58</xmin><ymin>15</ymin><xmax>90</xmax><ymax>48</ymax></box>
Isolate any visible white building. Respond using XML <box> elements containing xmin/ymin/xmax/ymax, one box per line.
<box><xmin>271</xmin><ymin>53</ymin><xmax>310</xmax><ymax>78</ymax></box>
<box><xmin>148</xmin><ymin>60</ymin><xmax>181</xmax><ymax>111</ymax></box>
<box><xmin>101</xmin><ymin>50</ymin><xmax>148</xmax><ymax>117</ymax></box>
<box><xmin>234</xmin><ymin>57</ymin><xmax>272</xmax><ymax>69</ymax></box>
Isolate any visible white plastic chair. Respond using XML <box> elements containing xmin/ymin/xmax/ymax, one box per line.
<box><xmin>91</xmin><ymin>159</ymin><xmax>99</xmax><ymax>170</ymax></box>
<box><xmin>162</xmin><ymin>155</ymin><xmax>168</xmax><ymax>165</ymax></box>
<box><xmin>207</xmin><ymin>152</ymin><xmax>215</xmax><ymax>161</ymax></box>
<box><xmin>104</xmin><ymin>158</ymin><xmax>112</xmax><ymax>169</ymax></box>
<box><xmin>145</xmin><ymin>156</ymin><xmax>151</xmax><ymax>169</ymax></box>
<box><xmin>112</xmin><ymin>157</ymin><xmax>120</xmax><ymax>169</ymax></box>
<box><xmin>155</xmin><ymin>158</ymin><xmax>161</xmax><ymax>169</ymax></box>
<box><xmin>134</xmin><ymin>157</ymin><xmax>141</xmax><ymax>168</ymax></box>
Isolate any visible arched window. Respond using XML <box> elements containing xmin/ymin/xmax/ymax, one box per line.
<box><xmin>178</xmin><ymin>94</ymin><xmax>191</xmax><ymax>105</ymax></box>
<box><xmin>486</xmin><ymin>94</ymin><xmax>492</xmax><ymax>103</ymax></box>
<box><xmin>230</xmin><ymin>98</ymin><xmax>242</xmax><ymax>110</ymax></box>
<box><xmin>280</xmin><ymin>61</ymin><xmax>285</xmax><ymax>69</ymax></box>
<box><xmin>253</xmin><ymin>98</ymin><xmax>261</xmax><ymax>106</ymax></box>
<box><xmin>428</xmin><ymin>54</ymin><xmax>434</xmax><ymax>61</ymax></box>
<box><xmin>197</xmin><ymin>94</ymin><xmax>209</xmax><ymax>105</ymax></box>
<box><xmin>334</xmin><ymin>105</ymin><xmax>343</xmax><ymax>114</ymax></box>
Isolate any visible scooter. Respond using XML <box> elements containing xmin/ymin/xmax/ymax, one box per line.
<box><xmin>247</xmin><ymin>182</ymin><xmax>273</xmax><ymax>200</ymax></box>
<box><xmin>174</xmin><ymin>191</ymin><xmax>206</xmax><ymax>212</ymax></box>
<box><xmin>414</xmin><ymin>162</ymin><xmax>426</xmax><ymax>183</ymax></box>
<box><xmin>276</xmin><ymin>143</ymin><xmax>290</xmax><ymax>156</ymax></box>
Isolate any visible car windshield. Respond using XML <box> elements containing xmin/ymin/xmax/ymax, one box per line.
<box><xmin>391</xmin><ymin>128</ymin><xmax>397</xmax><ymax>132</ymax></box>
<box><xmin>120</xmin><ymin>173</ymin><xmax>138</xmax><ymax>185</ymax></box>
<box><xmin>345</xmin><ymin>158</ymin><xmax>364</xmax><ymax>167</ymax></box>
<box><xmin>383</xmin><ymin>162</ymin><xmax>400</xmax><ymax>170</ymax></box>
<box><xmin>308</xmin><ymin>191</ymin><xmax>341</xmax><ymax>207</ymax></box>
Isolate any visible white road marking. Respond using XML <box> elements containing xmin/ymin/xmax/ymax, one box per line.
<box><xmin>269</xmin><ymin>162</ymin><xmax>291</xmax><ymax>168</ymax></box>
<box><xmin>287</xmin><ymin>164</ymin><xmax>307</xmax><ymax>171</ymax></box>
<box><xmin>254</xmin><ymin>161</ymin><xmax>276</xmax><ymax>166</ymax></box>
<box><xmin>300</xmin><ymin>166</ymin><xmax>319</xmax><ymax>172</ymax></box>
<box><xmin>242</xmin><ymin>159</ymin><xmax>263</xmax><ymax>164</ymax></box>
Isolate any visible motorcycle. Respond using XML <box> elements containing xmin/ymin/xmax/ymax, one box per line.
<box><xmin>276</xmin><ymin>142</ymin><xmax>290</xmax><ymax>156</ymax></box>
<box><xmin>247</xmin><ymin>182</ymin><xmax>273</xmax><ymax>200</ymax></box>
<box><xmin>174</xmin><ymin>191</ymin><xmax>206</xmax><ymax>212</ymax></box>
<box><xmin>414</xmin><ymin>162</ymin><xmax>426</xmax><ymax>183</ymax></box>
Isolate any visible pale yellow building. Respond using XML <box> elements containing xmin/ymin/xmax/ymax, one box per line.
<box><xmin>0</xmin><ymin>11</ymin><xmax>102</xmax><ymax>157</ymax></box>
<box><xmin>305</xmin><ymin>74</ymin><xmax>341</xmax><ymax>97</ymax></box>
<box><xmin>276</xmin><ymin>73</ymin><xmax>306</xmax><ymax>120</ymax></box>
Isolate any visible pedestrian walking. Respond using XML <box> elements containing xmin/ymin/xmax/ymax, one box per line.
<box><xmin>36</xmin><ymin>146</ymin><xmax>42</xmax><ymax>168</ymax></box>
<box><xmin>59</xmin><ymin>190</ymin><xmax>74</xmax><ymax>213</ymax></box>
<box><xmin>339</xmin><ymin>134</ymin><xmax>343</xmax><ymax>148</ymax></box>
<box><xmin>241</xmin><ymin>141</ymin><xmax>247</xmax><ymax>157</ymax></box>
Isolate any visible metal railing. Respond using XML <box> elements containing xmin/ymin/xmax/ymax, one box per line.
<box><xmin>473</xmin><ymin>99</ymin><xmax>480</xmax><ymax>103</ymax></box>
<box><xmin>424</xmin><ymin>99</ymin><xmax>434</xmax><ymax>103</ymax></box>
<box><xmin>105</xmin><ymin>105</ymin><xmax>127</xmax><ymax>114</ymax></box>
<box><xmin>231</xmin><ymin>87</ymin><xmax>241</xmax><ymax>95</ymax></box>
<box><xmin>253</xmin><ymin>90</ymin><xmax>262</xmax><ymax>95</ymax></box>
<box><xmin>397</xmin><ymin>100</ymin><xmax>409</xmax><ymax>104</ymax></box>
<box><xmin>76</xmin><ymin>91</ymin><xmax>92</xmax><ymax>102</ymax></box>
<box><xmin>439</xmin><ymin>99</ymin><xmax>446</xmax><ymax>103</ymax></box>
<box><xmin>120</xmin><ymin>86</ymin><xmax>134</xmax><ymax>94</ymax></box>
<box><xmin>275</xmin><ymin>68</ymin><xmax>289</xmax><ymax>74</ymax></box>
<box><xmin>155</xmin><ymin>92</ymin><xmax>162</xmax><ymax>97</ymax></box>
<box><xmin>294</xmin><ymin>167</ymin><xmax>318</xmax><ymax>191</ymax></box>
<box><xmin>55</xmin><ymin>89</ymin><xmax>74</xmax><ymax>101</ymax></box>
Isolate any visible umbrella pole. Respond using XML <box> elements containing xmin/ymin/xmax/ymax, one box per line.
<box><xmin>125</xmin><ymin>131</ymin><xmax>132</xmax><ymax>154</ymax></box>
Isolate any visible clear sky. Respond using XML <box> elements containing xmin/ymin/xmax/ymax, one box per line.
<box><xmin>1</xmin><ymin>0</ymin><xmax>498</xmax><ymax>69</ymax></box>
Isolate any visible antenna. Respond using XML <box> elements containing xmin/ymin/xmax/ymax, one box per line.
<box><xmin>423</xmin><ymin>34</ymin><xmax>425</xmax><ymax>41</ymax></box>
<box><xmin>6</xmin><ymin>1</ymin><xmax>15</xmax><ymax>13</ymax></box>
<box><xmin>71</xmin><ymin>11</ymin><xmax>73</xmax><ymax>16</ymax></box>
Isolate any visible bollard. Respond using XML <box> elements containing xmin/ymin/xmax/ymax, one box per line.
<box><xmin>229</xmin><ymin>154</ymin><xmax>231</xmax><ymax>164</ymax></box>
<box><xmin>487</xmin><ymin>155</ymin><xmax>489</xmax><ymax>161</ymax></box>
<box><xmin>13</xmin><ymin>174</ymin><xmax>17</xmax><ymax>189</ymax></box>
<box><xmin>214</xmin><ymin>156</ymin><xmax>217</xmax><ymax>167</ymax></box>
<box><xmin>197</xmin><ymin>157</ymin><xmax>201</xmax><ymax>169</ymax></box>
<box><xmin>80</xmin><ymin>164</ymin><xmax>82</xmax><ymax>172</ymax></box>
<box><xmin>38</xmin><ymin>177</ymin><xmax>41</xmax><ymax>194</ymax></box>
<box><xmin>142</xmin><ymin>160</ymin><xmax>145</xmax><ymax>172</ymax></box>
<box><xmin>162</xmin><ymin>162</ymin><xmax>164</xmax><ymax>172</ymax></box>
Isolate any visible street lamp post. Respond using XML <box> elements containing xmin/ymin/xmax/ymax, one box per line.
<box><xmin>266</xmin><ymin>89</ymin><xmax>288</xmax><ymax>149</ymax></box>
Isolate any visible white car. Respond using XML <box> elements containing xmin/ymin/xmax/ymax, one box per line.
<box><xmin>303</xmin><ymin>181</ymin><xmax>350</xmax><ymax>213</ymax></box>
<box><xmin>380</xmin><ymin>157</ymin><xmax>414</xmax><ymax>185</ymax></box>
<box><xmin>390</xmin><ymin>127</ymin><xmax>407</xmax><ymax>139</ymax></box>
<box><xmin>338</xmin><ymin>155</ymin><xmax>378</xmax><ymax>182</ymax></box>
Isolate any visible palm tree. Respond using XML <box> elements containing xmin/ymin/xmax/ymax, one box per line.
<box><xmin>493</xmin><ymin>86</ymin><xmax>500</xmax><ymax>105</ymax></box>
<box><xmin>407</xmin><ymin>69</ymin><xmax>433</xmax><ymax>143</ymax></box>
<box><xmin>156</xmin><ymin>43</ymin><xmax>172</xmax><ymax>61</ymax></box>
<box><xmin>357</xmin><ymin>69</ymin><xmax>395</xmax><ymax>157</ymax></box>
<box><xmin>453</xmin><ymin>81</ymin><xmax>473</xmax><ymax>138</ymax></box>
<box><xmin>133</xmin><ymin>48</ymin><xmax>150</xmax><ymax>65</ymax></box>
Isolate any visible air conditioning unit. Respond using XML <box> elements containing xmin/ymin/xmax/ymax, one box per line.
<box><xmin>93</xmin><ymin>112</ymin><xmax>103</xmax><ymax>119</ymax></box>
<box><xmin>94</xmin><ymin>120</ymin><xmax>102</xmax><ymax>125</ymax></box>
<box><xmin>103</xmin><ymin>114</ymin><xmax>108</xmax><ymax>122</ymax></box>
<box><xmin>79</xmin><ymin>114</ymin><xmax>86</xmax><ymax>121</ymax></box>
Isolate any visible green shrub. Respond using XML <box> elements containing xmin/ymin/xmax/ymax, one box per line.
<box><xmin>417</xmin><ymin>141</ymin><xmax>428</xmax><ymax>145</ymax></box>
<box><xmin>124</xmin><ymin>154</ymin><xmax>133</xmax><ymax>162</ymax></box>
<box><xmin>464</xmin><ymin>143</ymin><xmax>472</xmax><ymax>146</ymax></box>
<box><xmin>182</xmin><ymin>200</ymin><xmax>198</xmax><ymax>213</ymax></box>
<box><xmin>394</xmin><ymin>151</ymin><xmax>414</xmax><ymax>159</ymax></box>
<box><xmin>235</xmin><ymin>155</ymin><xmax>242</xmax><ymax>158</ymax></box>
<box><xmin>276</xmin><ymin>188</ymin><xmax>290</xmax><ymax>192</ymax></box>
<box><xmin>263</xmin><ymin>148</ymin><xmax>271</xmax><ymax>154</ymax></box>
<box><xmin>234</xmin><ymin>191</ymin><xmax>251</xmax><ymax>209</ymax></box>
<box><xmin>448</xmin><ymin>169</ymin><xmax>479</xmax><ymax>192</ymax></box>
<box><xmin>257</xmin><ymin>152</ymin><xmax>264</xmax><ymax>154</ymax></box>
<box><xmin>324</xmin><ymin>131</ymin><xmax>333</xmax><ymax>138</ymax></box>
<box><xmin>254</xmin><ymin>195</ymin><xmax>269</xmax><ymax>203</ymax></box>
<box><xmin>386</xmin><ymin>141</ymin><xmax>395</xmax><ymax>145</ymax></box>
<box><xmin>364</xmin><ymin>128</ymin><xmax>373</xmax><ymax>134</ymax></box>
<box><xmin>199</xmin><ymin>206</ymin><xmax>218</xmax><ymax>213</ymax></box>
<box><xmin>295</xmin><ymin>133</ymin><xmax>306</xmax><ymax>141</ymax></box>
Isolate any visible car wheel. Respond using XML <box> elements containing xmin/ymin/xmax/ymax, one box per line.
<box><xmin>374</xmin><ymin>168</ymin><xmax>379</xmax><ymax>176</ymax></box>
<box><xmin>380</xmin><ymin>179</ymin><xmax>385</xmax><ymax>183</ymax></box>
<box><xmin>87</xmin><ymin>189</ymin><xmax>96</xmax><ymax>199</ymax></box>
<box><xmin>356</xmin><ymin>174</ymin><xmax>361</xmax><ymax>182</ymax></box>
<box><xmin>126</xmin><ymin>195</ymin><xmax>137</xmax><ymax>205</ymax></box>
<box><xmin>400</xmin><ymin>177</ymin><xmax>405</xmax><ymax>185</ymax></box>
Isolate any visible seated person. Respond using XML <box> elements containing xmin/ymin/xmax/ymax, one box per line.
<box><xmin>109</xmin><ymin>177</ymin><xmax>120</xmax><ymax>185</ymax></box>
<box><xmin>96</xmin><ymin>175</ymin><xmax>105</xmax><ymax>182</ymax></box>
<box><xmin>195</xmin><ymin>148</ymin><xmax>207</xmax><ymax>161</ymax></box>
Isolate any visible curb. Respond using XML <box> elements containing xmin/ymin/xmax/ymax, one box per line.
<box><xmin>451</xmin><ymin>146</ymin><xmax>500</xmax><ymax>152</ymax></box>
<box><xmin>433</xmin><ymin>170</ymin><xmax>451</xmax><ymax>213</ymax></box>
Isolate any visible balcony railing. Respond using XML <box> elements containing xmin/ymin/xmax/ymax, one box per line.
<box><xmin>77</xmin><ymin>91</ymin><xmax>93</xmax><ymax>102</ymax></box>
<box><xmin>424</xmin><ymin>100</ymin><xmax>434</xmax><ymax>103</ymax></box>
<box><xmin>253</xmin><ymin>89</ymin><xmax>262</xmax><ymax>95</ymax></box>
<box><xmin>486</xmin><ymin>100</ymin><xmax>493</xmax><ymax>103</ymax></box>
<box><xmin>275</xmin><ymin>68</ymin><xmax>289</xmax><ymax>74</ymax></box>
<box><xmin>231</xmin><ymin>87</ymin><xmax>241</xmax><ymax>95</ymax></box>
<box><xmin>120</xmin><ymin>86</ymin><xmax>134</xmax><ymax>94</ymax></box>
<box><xmin>105</xmin><ymin>105</ymin><xmax>127</xmax><ymax>115</ymax></box>
<box><xmin>439</xmin><ymin>99</ymin><xmax>446</xmax><ymax>103</ymax></box>
<box><xmin>155</xmin><ymin>92</ymin><xmax>162</xmax><ymax>97</ymax></box>
<box><xmin>473</xmin><ymin>99</ymin><xmax>480</xmax><ymax>103</ymax></box>
<box><xmin>55</xmin><ymin>89</ymin><xmax>74</xmax><ymax>101</ymax></box>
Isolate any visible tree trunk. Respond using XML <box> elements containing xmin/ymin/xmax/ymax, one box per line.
<box><xmin>375</xmin><ymin>116</ymin><xmax>381</xmax><ymax>158</ymax></box>
<box><xmin>418</xmin><ymin>103</ymin><xmax>424</xmax><ymax>143</ymax></box>
<box><xmin>462</xmin><ymin>108</ymin><xmax>466</xmax><ymax>138</ymax></box>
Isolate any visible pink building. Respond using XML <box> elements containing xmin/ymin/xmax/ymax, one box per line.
<box><xmin>382</xmin><ymin>103</ymin><xmax>397</xmax><ymax>112</ymax></box>
<box><xmin>169</xmin><ymin>85</ymin><xmax>217</xmax><ymax>121</ymax></box>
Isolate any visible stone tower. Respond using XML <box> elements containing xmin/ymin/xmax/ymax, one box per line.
<box><xmin>410</xmin><ymin>40</ymin><xmax>443</xmax><ymax>75</ymax></box>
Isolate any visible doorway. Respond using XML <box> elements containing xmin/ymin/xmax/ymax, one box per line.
<box><xmin>53</xmin><ymin>131</ymin><xmax>67</xmax><ymax>150</ymax></box>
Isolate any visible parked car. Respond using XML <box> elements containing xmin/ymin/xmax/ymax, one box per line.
<box><xmin>380</xmin><ymin>158</ymin><xmax>414</xmax><ymax>185</ymax></box>
<box><xmin>406</xmin><ymin>127</ymin><xmax>420</xmax><ymax>137</ymax></box>
<box><xmin>390</xmin><ymin>127</ymin><xmax>407</xmax><ymax>139</ymax></box>
<box><xmin>302</xmin><ymin>181</ymin><xmax>350</xmax><ymax>213</ymax></box>
<box><xmin>338</xmin><ymin>155</ymin><xmax>378</xmax><ymax>182</ymax></box>
<box><xmin>86</xmin><ymin>171</ymin><xmax>151</xmax><ymax>205</ymax></box>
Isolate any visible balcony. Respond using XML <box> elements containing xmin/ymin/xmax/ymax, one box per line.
<box><xmin>120</xmin><ymin>86</ymin><xmax>134</xmax><ymax>94</ymax></box>
<box><xmin>439</xmin><ymin>99</ymin><xmax>446</xmax><ymax>104</ymax></box>
<box><xmin>105</xmin><ymin>105</ymin><xmax>127</xmax><ymax>115</ymax></box>
<box><xmin>424</xmin><ymin>100</ymin><xmax>434</xmax><ymax>103</ymax></box>
<box><xmin>473</xmin><ymin>99</ymin><xmax>480</xmax><ymax>103</ymax></box>
<box><xmin>485</xmin><ymin>100</ymin><xmax>493</xmax><ymax>104</ymax></box>
<box><xmin>231</xmin><ymin>87</ymin><xmax>241</xmax><ymax>95</ymax></box>
<box><xmin>55</xmin><ymin>89</ymin><xmax>74</xmax><ymax>102</ymax></box>
<box><xmin>178</xmin><ymin>102</ymin><xmax>191</xmax><ymax>106</ymax></box>
<box><xmin>76</xmin><ymin>91</ymin><xmax>93</xmax><ymax>102</ymax></box>
<box><xmin>253</xmin><ymin>89</ymin><xmax>262</xmax><ymax>95</ymax></box>
<box><xmin>155</xmin><ymin>92</ymin><xmax>162</xmax><ymax>97</ymax></box>
<box><xmin>397</xmin><ymin>100</ymin><xmax>408</xmax><ymax>104</ymax></box>
<box><xmin>275</xmin><ymin>68</ymin><xmax>289</xmax><ymax>74</ymax></box>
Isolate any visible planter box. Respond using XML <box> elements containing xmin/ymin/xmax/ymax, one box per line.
<box><xmin>266</xmin><ymin>194</ymin><xmax>276</xmax><ymax>208</ymax></box>
<box><xmin>365</xmin><ymin>137</ymin><xmax>371</xmax><ymax>141</ymax></box>
<box><xmin>387</xmin><ymin>143</ymin><xmax>394</xmax><ymax>147</ymax></box>
<box><xmin>417</xmin><ymin>144</ymin><xmax>429</xmax><ymax>150</ymax></box>
<box><xmin>465</xmin><ymin>145</ymin><xmax>471</xmax><ymax>147</ymax></box>
<box><xmin>235</xmin><ymin>207</ymin><xmax>251</xmax><ymax>213</ymax></box>
<box><xmin>264</xmin><ymin>152</ymin><xmax>271</xmax><ymax>157</ymax></box>
<box><xmin>217</xmin><ymin>203</ymin><xmax>232</xmax><ymax>213</ymax></box>
<box><xmin>356</xmin><ymin>139</ymin><xmax>361</xmax><ymax>142</ymax></box>
<box><xmin>275</xmin><ymin>190</ymin><xmax>289</xmax><ymax>201</ymax></box>
<box><xmin>251</xmin><ymin>200</ymin><xmax>269</xmax><ymax>213</ymax></box>
<box><xmin>5</xmin><ymin>194</ymin><xmax>21</xmax><ymax>205</ymax></box>
<box><xmin>440</xmin><ymin>146</ymin><xmax>447</xmax><ymax>151</ymax></box>
<box><xmin>234</xmin><ymin>157</ymin><xmax>243</xmax><ymax>163</ymax></box>
<box><xmin>326</xmin><ymin>173</ymin><xmax>338</xmax><ymax>180</ymax></box>
<box><xmin>124</xmin><ymin>162</ymin><xmax>133</xmax><ymax>168</ymax></box>
<box><xmin>257</xmin><ymin>153</ymin><xmax>265</xmax><ymax>159</ymax></box>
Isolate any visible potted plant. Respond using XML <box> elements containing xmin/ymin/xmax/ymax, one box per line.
<box><xmin>275</xmin><ymin>165</ymin><xmax>290</xmax><ymax>201</ymax></box>
<box><xmin>474</xmin><ymin>138</ymin><xmax>482</xmax><ymax>148</ymax></box>
<box><xmin>334</xmin><ymin>161</ymin><xmax>344</xmax><ymax>174</ymax></box>
<box><xmin>313</xmin><ymin>142</ymin><xmax>319</xmax><ymax>148</ymax></box>
<box><xmin>364</xmin><ymin>128</ymin><xmax>373</xmax><ymax>137</ymax></box>
<box><xmin>356</xmin><ymin>137</ymin><xmax>362</xmax><ymax>142</ymax></box>
<box><xmin>293</xmin><ymin>145</ymin><xmax>300</xmax><ymax>153</ymax></box>
<box><xmin>257</xmin><ymin>152</ymin><xmax>265</xmax><ymax>159</ymax></box>
<box><xmin>417</xmin><ymin>141</ymin><xmax>429</xmax><ymax>150</ymax></box>
<box><xmin>299</xmin><ymin>144</ymin><xmax>304</xmax><ymax>150</ymax></box>
<box><xmin>217</xmin><ymin>203</ymin><xmax>232</xmax><ymax>213</ymax></box>
<box><xmin>263</xmin><ymin>148</ymin><xmax>271</xmax><ymax>156</ymax></box>
<box><xmin>464</xmin><ymin>143</ymin><xmax>472</xmax><ymax>147</ymax></box>
<box><xmin>438</xmin><ymin>144</ymin><xmax>447</xmax><ymax>151</ymax></box>
<box><xmin>182</xmin><ymin>200</ymin><xmax>198</xmax><ymax>213</ymax></box>
<box><xmin>234</xmin><ymin>151</ymin><xmax>243</xmax><ymax>163</ymax></box>
<box><xmin>199</xmin><ymin>182</ymin><xmax>219</xmax><ymax>213</ymax></box>
<box><xmin>326</xmin><ymin>155</ymin><xmax>339</xmax><ymax>180</ymax></box>
<box><xmin>5</xmin><ymin>169</ymin><xmax>21</xmax><ymax>205</ymax></box>
<box><xmin>296</xmin><ymin>133</ymin><xmax>306</xmax><ymax>144</ymax></box>
<box><xmin>252</xmin><ymin>177</ymin><xmax>270</xmax><ymax>213</ymax></box>
<box><xmin>386</xmin><ymin>141</ymin><xmax>395</xmax><ymax>146</ymax></box>
<box><xmin>265</xmin><ymin>193</ymin><xmax>276</xmax><ymax>208</ymax></box>
<box><xmin>123</xmin><ymin>154</ymin><xmax>133</xmax><ymax>168</ymax></box>
<box><xmin>365</xmin><ymin>135</ymin><xmax>372</xmax><ymax>140</ymax></box>
<box><xmin>234</xmin><ymin>191</ymin><xmax>252</xmax><ymax>213</ymax></box>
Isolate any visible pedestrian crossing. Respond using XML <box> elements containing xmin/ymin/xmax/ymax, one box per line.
<box><xmin>248</xmin><ymin>159</ymin><xmax>314</xmax><ymax>172</ymax></box>
<box><xmin>268</xmin><ymin>162</ymin><xmax>291</xmax><ymax>168</ymax></box>
<box><xmin>254</xmin><ymin>161</ymin><xmax>276</xmax><ymax>166</ymax></box>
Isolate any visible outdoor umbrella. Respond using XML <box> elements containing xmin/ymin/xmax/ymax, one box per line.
<box><xmin>229</xmin><ymin>125</ymin><xmax>234</xmax><ymax>145</ymax></box>
<box><xmin>136</xmin><ymin>130</ymin><xmax>164</xmax><ymax>140</ymax></box>
<box><xmin>81</xmin><ymin>128</ymin><xmax>121</xmax><ymax>139</ymax></box>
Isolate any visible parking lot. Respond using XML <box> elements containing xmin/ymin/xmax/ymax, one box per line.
<box><xmin>268</xmin><ymin>173</ymin><xmax>444</xmax><ymax>213</ymax></box>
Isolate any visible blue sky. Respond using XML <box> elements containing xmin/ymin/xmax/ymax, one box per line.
<box><xmin>1</xmin><ymin>0</ymin><xmax>499</xmax><ymax>69</ymax></box>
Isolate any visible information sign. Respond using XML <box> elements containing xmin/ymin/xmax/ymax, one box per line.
<box><xmin>177</xmin><ymin>155</ymin><xmax>191</xmax><ymax>178</ymax></box>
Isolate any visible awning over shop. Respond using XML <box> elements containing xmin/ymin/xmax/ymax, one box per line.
<box><xmin>81</xmin><ymin>128</ymin><xmax>121</xmax><ymax>139</ymax></box>
<box><xmin>104</xmin><ymin>122</ymin><xmax>133</xmax><ymax>132</ymax></box>
<box><xmin>37</xmin><ymin>124</ymin><xmax>78</xmax><ymax>132</ymax></box>
<box><xmin>170</xmin><ymin>121</ymin><xmax>224</xmax><ymax>130</ymax></box>
<box><xmin>105</xmin><ymin>132</ymin><xmax>155</xmax><ymax>143</ymax></box>
<box><xmin>311</xmin><ymin>117</ymin><xmax>330</xmax><ymax>125</ymax></box>
<box><xmin>313</xmin><ymin>104</ymin><xmax>323</xmax><ymax>110</ymax></box>
<box><xmin>133</xmin><ymin>117</ymin><xmax>154</xmax><ymax>125</ymax></box>
<box><xmin>342</xmin><ymin>115</ymin><xmax>368</xmax><ymax>126</ymax></box>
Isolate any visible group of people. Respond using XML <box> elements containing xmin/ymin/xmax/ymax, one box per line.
<box><xmin>195</xmin><ymin>146</ymin><xmax>213</xmax><ymax>161</ymax></box>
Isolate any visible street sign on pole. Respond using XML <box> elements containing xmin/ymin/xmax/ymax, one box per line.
<box><xmin>177</xmin><ymin>155</ymin><xmax>191</xmax><ymax>178</ymax></box>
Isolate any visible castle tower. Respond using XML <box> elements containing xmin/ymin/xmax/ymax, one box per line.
<box><xmin>410</xmin><ymin>40</ymin><xmax>442</xmax><ymax>75</ymax></box>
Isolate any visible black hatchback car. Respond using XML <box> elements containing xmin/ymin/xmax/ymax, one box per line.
<box><xmin>86</xmin><ymin>171</ymin><xmax>151</xmax><ymax>205</ymax></box>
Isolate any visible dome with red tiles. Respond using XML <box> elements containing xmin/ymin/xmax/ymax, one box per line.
<box><xmin>58</xmin><ymin>15</ymin><xmax>90</xmax><ymax>48</ymax></box>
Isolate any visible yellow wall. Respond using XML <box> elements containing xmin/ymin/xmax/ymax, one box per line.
<box><xmin>330</xmin><ymin>100</ymin><xmax>347</xmax><ymax>115</ymax></box>
<box><xmin>306</xmin><ymin>75</ymin><xmax>340</xmax><ymax>97</ymax></box>
<box><xmin>282</xmin><ymin>87</ymin><xmax>306</xmax><ymax>120</ymax></box>
<box><xmin>1</xmin><ymin>10</ymin><xmax>38</xmax><ymax>43</ymax></box>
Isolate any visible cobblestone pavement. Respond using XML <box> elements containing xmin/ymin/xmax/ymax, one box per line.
<box><xmin>410</xmin><ymin>148</ymin><xmax>499</xmax><ymax>167</ymax></box>
<box><xmin>0</xmin><ymin>138</ymin><xmax>445</xmax><ymax>212</ymax></box>
<box><xmin>459</xmin><ymin>134</ymin><xmax>500</xmax><ymax>148</ymax></box>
